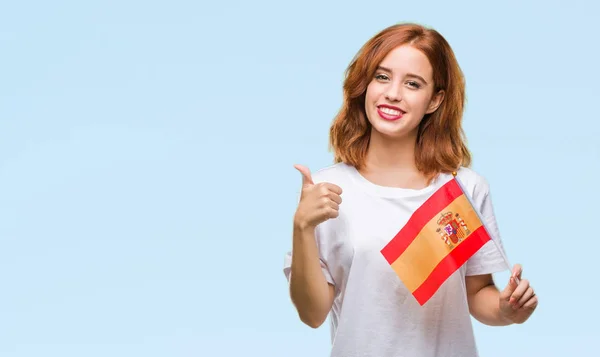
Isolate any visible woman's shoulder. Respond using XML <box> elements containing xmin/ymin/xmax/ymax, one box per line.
<box><xmin>310</xmin><ymin>162</ymin><xmax>354</xmax><ymax>184</ymax></box>
<box><xmin>447</xmin><ymin>166</ymin><xmax>492</xmax><ymax>197</ymax></box>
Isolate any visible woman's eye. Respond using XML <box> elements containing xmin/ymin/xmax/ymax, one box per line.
<box><xmin>375</xmin><ymin>74</ymin><xmax>389</xmax><ymax>81</ymax></box>
<box><xmin>407</xmin><ymin>81</ymin><xmax>421</xmax><ymax>89</ymax></box>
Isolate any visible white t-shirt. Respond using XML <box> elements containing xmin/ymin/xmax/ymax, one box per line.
<box><xmin>283</xmin><ymin>162</ymin><xmax>509</xmax><ymax>357</ymax></box>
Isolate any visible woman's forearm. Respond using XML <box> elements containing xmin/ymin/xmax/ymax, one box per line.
<box><xmin>289</xmin><ymin>224</ymin><xmax>334</xmax><ymax>328</ymax></box>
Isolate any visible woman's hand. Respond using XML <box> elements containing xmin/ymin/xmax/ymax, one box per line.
<box><xmin>499</xmin><ymin>264</ymin><xmax>538</xmax><ymax>324</ymax></box>
<box><xmin>293</xmin><ymin>164</ymin><xmax>343</xmax><ymax>230</ymax></box>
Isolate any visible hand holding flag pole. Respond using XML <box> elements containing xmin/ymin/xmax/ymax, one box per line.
<box><xmin>381</xmin><ymin>170</ymin><xmax>535</xmax><ymax>308</ymax></box>
<box><xmin>452</xmin><ymin>171</ymin><xmax>538</xmax><ymax>321</ymax></box>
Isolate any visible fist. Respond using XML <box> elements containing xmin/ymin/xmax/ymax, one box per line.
<box><xmin>293</xmin><ymin>164</ymin><xmax>343</xmax><ymax>230</ymax></box>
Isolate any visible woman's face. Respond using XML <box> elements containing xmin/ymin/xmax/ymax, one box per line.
<box><xmin>364</xmin><ymin>45</ymin><xmax>444</xmax><ymax>140</ymax></box>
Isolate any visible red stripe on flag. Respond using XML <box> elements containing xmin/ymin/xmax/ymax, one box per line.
<box><xmin>381</xmin><ymin>178</ymin><xmax>464</xmax><ymax>264</ymax></box>
<box><xmin>411</xmin><ymin>225</ymin><xmax>491</xmax><ymax>306</ymax></box>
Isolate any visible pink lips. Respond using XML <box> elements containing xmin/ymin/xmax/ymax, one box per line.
<box><xmin>377</xmin><ymin>104</ymin><xmax>405</xmax><ymax>121</ymax></box>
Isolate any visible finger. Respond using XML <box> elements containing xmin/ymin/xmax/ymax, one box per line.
<box><xmin>517</xmin><ymin>286</ymin><xmax>535</xmax><ymax>308</ymax></box>
<box><xmin>326</xmin><ymin>206</ymin><xmax>339</xmax><ymax>219</ymax></box>
<box><xmin>318</xmin><ymin>195</ymin><xmax>340</xmax><ymax>211</ymax></box>
<box><xmin>317</xmin><ymin>184</ymin><xmax>343</xmax><ymax>204</ymax></box>
<box><xmin>511</xmin><ymin>264</ymin><xmax>523</xmax><ymax>280</ymax></box>
<box><xmin>522</xmin><ymin>295</ymin><xmax>538</xmax><ymax>309</ymax></box>
<box><xmin>326</xmin><ymin>200</ymin><xmax>339</xmax><ymax>211</ymax></box>
<box><xmin>294</xmin><ymin>164</ymin><xmax>314</xmax><ymax>187</ymax></box>
<box><xmin>500</xmin><ymin>275</ymin><xmax>519</xmax><ymax>301</ymax></box>
<box><xmin>509</xmin><ymin>279</ymin><xmax>530</xmax><ymax>305</ymax></box>
<box><xmin>327</xmin><ymin>192</ymin><xmax>342</xmax><ymax>205</ymax></box>
<box><xmin>322</xmin><ymin>182</ymin><xmax>343</xmax><ymax>195</ymax></box>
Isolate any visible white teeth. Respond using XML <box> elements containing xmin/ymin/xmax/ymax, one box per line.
<box><xmin>380</xmin><ymin>107</ymin><xmax>401</xmax><ymax>115</ymax></box>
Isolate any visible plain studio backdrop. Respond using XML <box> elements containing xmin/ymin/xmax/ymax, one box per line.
<box><xmin>1</xmin><ymin>0</ymin><xmax>598</xmax><ymax>356</ymax></box>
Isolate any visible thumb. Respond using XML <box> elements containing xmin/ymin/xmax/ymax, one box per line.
<box><xmin>500</xmin><ymin>275</ymin><xmax>519</xmax><ymax>301</ymax></box>
<box><xmin>294</xmin><ymin>164</ymin><xmax>314</xmax><ymax>187</ymax></box>
<box><xmin>511</xmin><ymin>264</ymin><xmax>523</xmax><ymax>280</ymax></box>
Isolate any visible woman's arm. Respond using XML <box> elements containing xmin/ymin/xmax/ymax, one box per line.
<box><xmin>466</xmin><ymin>273</ymin><xmax>512</xmax><ymax>326</ymax></box>
<box><xmin>466</xmin><ymin>264</ymin><xmax>538</xmax><ymax>326</ymax></box>
<box><xmin>289</xmin><ymin>225</ymin><xmax>335</xmax><ymax>328</ymax></box>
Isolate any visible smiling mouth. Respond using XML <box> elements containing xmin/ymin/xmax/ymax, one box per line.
<box><xmin>377</xmin><ymin>105</ymin><xmax>405</xmax><ymax>121</ymax></box>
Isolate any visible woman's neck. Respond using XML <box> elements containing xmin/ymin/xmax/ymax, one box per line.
<box><xmin>360</xmin><ymin>129</ymin><xmax>428</xmax><ymax>189</ymax></box>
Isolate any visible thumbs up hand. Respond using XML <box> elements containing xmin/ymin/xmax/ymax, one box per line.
<box><xmin>293</xmin><ymin>164</ymin><xmax>343</xmax><ymax>231</ymax></box>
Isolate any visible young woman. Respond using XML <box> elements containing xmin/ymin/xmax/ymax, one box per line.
<box><xmin>283</xmin><ymin>23</ymin><xmax>538</xmax><ymax>356</ymax></box>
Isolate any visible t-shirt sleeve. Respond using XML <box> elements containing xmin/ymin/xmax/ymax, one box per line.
<box><xmin>282</xmin><ymin>190</ymin><xmax>335</xmax><ymax>286</ymax></box>
<box><xmin>465</xmin><ymin>176</ymin><xmax>511</xmax><ymax>276</ymax></box>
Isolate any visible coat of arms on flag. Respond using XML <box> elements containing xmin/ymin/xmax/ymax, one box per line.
<box><xmin>380</xmin><ymin>173</ymin><xmax>498</xmax><ymax>306</ymax></box>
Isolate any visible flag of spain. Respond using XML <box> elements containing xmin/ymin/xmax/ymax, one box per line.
<box><xmin>380</xmin><ymin>176</ymin><xmax>493</xmax><ymax>306</ymax></box>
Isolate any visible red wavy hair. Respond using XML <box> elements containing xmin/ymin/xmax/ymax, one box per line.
<box><xmin>329</xmin><ymin>23</ymin><xmax>471</xmax><ymax>180</ymax></box>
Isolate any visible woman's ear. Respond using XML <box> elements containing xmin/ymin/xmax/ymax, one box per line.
<box><xmin>426</xmin><ymin>90</ymin><xmax>445</xmax><ymax>114</ymax></box>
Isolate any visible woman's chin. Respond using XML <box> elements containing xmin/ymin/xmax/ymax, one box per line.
<box><xmin>370</xmin><ymin>122</ymin><xmax>416</xmax><ymax>140</ymax></box>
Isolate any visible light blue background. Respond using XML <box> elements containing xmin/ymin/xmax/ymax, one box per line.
<box><xmin>1</xmin><ymin>0</ymin><xmax>598</xmax><ymax>356</ymax></box>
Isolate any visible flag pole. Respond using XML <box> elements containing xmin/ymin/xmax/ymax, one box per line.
<box><xmin>451</xmin><ymin>171</ymin><xmax>518</xmax><ymax>282</ymax></box>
